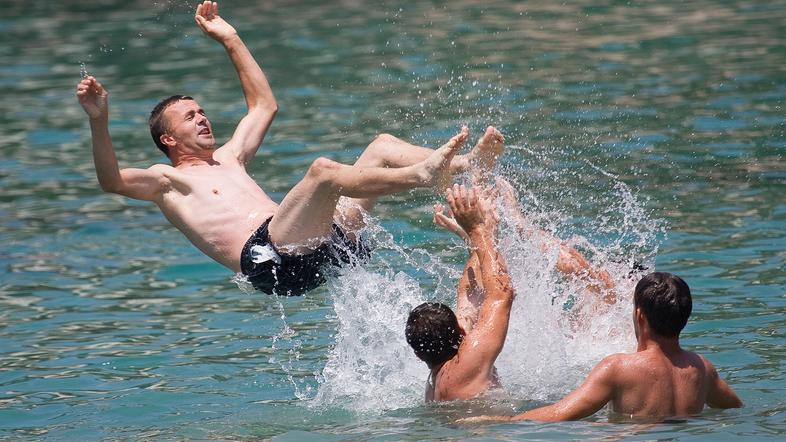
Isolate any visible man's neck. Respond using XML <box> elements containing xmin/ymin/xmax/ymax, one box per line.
<box><xmin>637</xmin><ymin>334</ymin><xmax>682</xmax><ymax>355</ymax></box>
<box><xmin>172</xmin><ymin>149</ymin><xmax>218</xmax><ymax>167</ymax></box>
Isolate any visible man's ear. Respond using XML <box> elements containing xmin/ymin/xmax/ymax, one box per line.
<box><xmin>634</xmin><ymin>307</ymin><xmax>650</xmax><ymax>334</ymax></box>
<box><xmin>160</xmin><ymin>133</ymin><xmax>176</xmax><ymax>148</ymax></box>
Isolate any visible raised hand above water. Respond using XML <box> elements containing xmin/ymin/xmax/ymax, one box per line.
<box><xmin>76</xmin><ymin>76</ymin><xmax>108</xmax><ymax>120</ymax></box>
<box><xmin>194</xmin><ymin>1</ymin><xmax>238</xmax><ymax>43</ymax></box>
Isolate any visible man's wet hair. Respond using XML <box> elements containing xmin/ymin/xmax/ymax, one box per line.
<box><xmin>405</xmin><ymin>302</ymin><xmax>463</xmax><ymax>367</ymax></box>
<box><xmin>634</xmin><ymin>272</ymin><xmax>692</xmax><ymax>338</ymax></box>
<box><xmin>149</xmin><ymin>95</ymin><xmax>194</xmax><ymax>158</ymax></box>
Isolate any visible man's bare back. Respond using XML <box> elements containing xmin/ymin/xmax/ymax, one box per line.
<box><xmin>586</xmin><ymin>344</ymin><xmax>732</xmax><ymax>418</ymax></box>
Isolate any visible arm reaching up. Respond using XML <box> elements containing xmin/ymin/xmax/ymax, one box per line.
<box><xmin>433</xmin><ymin>186</ymin><xmax>500</xmax><ymax>333</ymax></box>
<box><xmin>76</xmin><ymin>76</ymin><xmax>167</xmax><ymax>201</ymax></box>
<box><xmin>448</xmin><ymin>184</ymin><xmax>515</xmax><ymax>377</ymax></box>
<box><xmin>195</xmin><ymin>1</ymin><xmax>278</xmax><ymax>165</ymax></box>
<box><xmin>434</xmin><ymin>202</ymin><xmax>481</xmax><ymax>333</ymax></box>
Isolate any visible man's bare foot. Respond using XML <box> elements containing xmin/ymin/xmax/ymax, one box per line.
<box><xmin>417</xmin><ymin>126</ymin><xmax>469</xmax><ymax>189</ymax></box>
<box><xmin>468</xmin><ymin>126</ymin><xmax>505</xmax><ymax>176</ymax></box>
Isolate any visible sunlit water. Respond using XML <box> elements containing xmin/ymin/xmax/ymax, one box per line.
<box><xmin>1</xmin><ymin>0</ymin><xmax>784</xmax><ymax>439</ymax></box>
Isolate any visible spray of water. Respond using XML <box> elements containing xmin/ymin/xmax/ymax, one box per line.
<box><xmin>307</xmin><ymin>154</ymin><xmax>663</xmax><ymax>413</ymax></box>
<box><xmin>79</xmin><ymin>61</ymin><xmax>89</xmax><ymax>79</ymax></box>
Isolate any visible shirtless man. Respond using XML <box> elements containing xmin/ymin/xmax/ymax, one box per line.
<box><xmin>405</xmin><ymin>184</ymin><xmax>515</xmax><ymax>401</ymax></box>
<box><xmin>76</xmin><ymin>1</ymin><xmax>504</xmax><ymax>295</ymax></box>
<box><xmin>461</xmin><ymin>271</ymin><xmax>743</xmax><ymax>422</ymax></box>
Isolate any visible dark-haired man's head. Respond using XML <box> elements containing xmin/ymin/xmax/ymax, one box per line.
<box><xmin>405</xmin><ymin>302</ymin><xmax>464</xmax><ymax>368</ymax></box>
<box><xmin>633</xmin><ymin>272</ymin><xmax>692</xmax><ymax>339</ymax></box>
<box><xmin>149</xmin><ymin>95</ymin><xmax>195</xmax><ymax>158</ymax></box>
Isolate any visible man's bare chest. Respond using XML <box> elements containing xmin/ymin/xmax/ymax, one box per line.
<box><xmin>169</xmin><ymin>164</ymin><xmax>266</xmax><ymax>198</ymax></box>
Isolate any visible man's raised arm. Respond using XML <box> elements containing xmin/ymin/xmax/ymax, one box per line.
<box><xmin>433</xmin><ymin>202</ymin><xmax>483</xmax><ymax>333</ymax></box>
<box><xmin>76</xmin><ymin>76</ymin><xmax>166</xmax><ymax>202</ymax></box>
<box><xmin>194</xmin><ymin>1</ymin><xmax>277</xmax><ymax>165</ymax></box>
<box><xmin>449</xmin><ymin>184</ymin><xmax>515</xmax><ymax>375</ymax></box>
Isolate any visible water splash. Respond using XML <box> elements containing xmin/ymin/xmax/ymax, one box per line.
<box><xmin>309</xmin><ymin>215</ymin><xmax>460</xmax><ymax>412</ymax></box>
<box><xmin>308</xmin><ymin>158</ymin><xmax>662</xmax><ymax>413</ymax></box>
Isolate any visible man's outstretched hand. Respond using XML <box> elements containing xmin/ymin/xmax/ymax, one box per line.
<box><xmin>76</xmin><ymin>76</ymin><xmax>108</xmax><ymax>120</ymax></box>
<box><xmin>447</xmin><ymin>184</ymin><xmax>490</xmax><ymax>235</ymax></box>
<box><xmin>433</xmin><ymin>202</ymin><xmax>470</xmax><ymax>242</ymax></box>
<box><xmin>195</xmin><ymin>1</ymin><xmax>238</xmax><ymax>43</ymax></box>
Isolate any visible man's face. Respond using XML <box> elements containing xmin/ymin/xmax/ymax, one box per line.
<box><xmin>162</xmin><ymin>99</ymin><xmax>215</xmax><ymax>151</ymax></box>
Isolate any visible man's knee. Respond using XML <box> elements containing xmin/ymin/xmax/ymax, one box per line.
<box><xmin>358</xmin><ymin>133</ymin><xmax>401</xmax><ymax>167</ymax></box>
<box><xmin>372</xmin><ymin>133</ymin><xmax>400</xmax><ymax>145</ymax></box>
<box><xmin>306</xmin><ymin>157</ymin><xmax>341</xmax><ymax>185</ymax></box>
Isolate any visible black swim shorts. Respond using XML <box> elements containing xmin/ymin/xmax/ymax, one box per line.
<box><xmin>239</xmin><ymin>217</ymin><xmax>369</xmax><ymax>296</ymax></box>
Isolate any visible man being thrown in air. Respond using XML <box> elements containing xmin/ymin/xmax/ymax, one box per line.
<box><xmin>462</xmin><ymin>271</ymin><xmax>743</xmax><ymax>422</ymax></box>
<box><xmin>76</xmin><ymin>1</ymin><xmax>504</xmax><ymax>295</ymax></box>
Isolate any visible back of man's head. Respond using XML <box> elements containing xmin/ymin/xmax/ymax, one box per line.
<box><xmin>405</xmin><ymin>302</ymin><xmax>463</xmax><ymax>368</ymax></box>
<box><xmin>634</xmin><ymin>272</ymin><xmax>692</xmax><ymax>338</ymax></box>
<box><xmin>149</xmin><ymin>95</ymin><xmax>194</xmax><ymax>158</ymax></box>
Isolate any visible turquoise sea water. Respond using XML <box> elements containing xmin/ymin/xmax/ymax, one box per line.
<box><xmin>1</xmin><ymin>0</ymin><xmax>784</xmax><ymax>439</ymax></box>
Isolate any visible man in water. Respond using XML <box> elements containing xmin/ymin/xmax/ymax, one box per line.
<box><xmin>461</xmin><ymin>271</ymin><xmax>743</xmax><ymax>421</ymax></box>
<box><xmin>407</xmin><ymin>178</ymin><xmax>617</xmax><ymax>401</ymax></box>
<box><xmin>406</xmin><ymin>184</ymin><xmax>515</xmax><ymax>401</ymax></box>
<box><xmin>76</xmin><ymin>1</ymin><xmax>504</xmax><ymax>295</ymax></box>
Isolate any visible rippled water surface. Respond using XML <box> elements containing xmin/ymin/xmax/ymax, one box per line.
<box><xmin>1</xmin><ymin>0</ymin><xmax>784</xmax><ymax>439</ymax></box>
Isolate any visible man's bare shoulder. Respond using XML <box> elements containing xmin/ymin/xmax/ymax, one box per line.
<box><xmin>148</xmin><ymin>163</ymin><xmax>175</xmax><ymax>173</ymax></box>
<box><xmin>598</xmin><ymin>352</ymin><xmax>628</xmax><ymax>366</ymax></box>
<box><xmin>696</xmin><ymin>352</ymin><xmax>720</xmax><ymax>375</ymax></box>
<box><xmin>594</xmin><ymin>352</ymin><xmax>640</xmax><ymax>380</ymax></box>
<box><xmin>213</xmin><ymin>142</ymin><xmax>247</xmax><ymax>164</ymax></box>
<box><xmin>146</xmin><ymin>163</ymin><xmax>176</xmax><ymax>183</ymax></box>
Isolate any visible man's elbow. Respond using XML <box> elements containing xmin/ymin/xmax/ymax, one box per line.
<box><xmin>719</xmin><ymin>396</ymin><xmax>744</xmax><ymax>409</ymax></box>
<box><xmin>98</xmin><ymin>178</ymin><xmax>123</xmax><ymax>194</ymax></box>
<box><xmin>708</xmin><ymin>394</ymin><xmax>743</xmax><ymax>409</ymax></box>
<box><xmin>250</xmin><ymin>102</ymin><xmax>278</xmax><ymax>116</ymax></box>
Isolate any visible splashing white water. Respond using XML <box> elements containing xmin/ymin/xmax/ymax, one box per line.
<box><xmin>309</xmin><ymin>156</ymin><xmax>662</xmax><ymax>413</ymax></box>
<box><xmin>311</xmin><ymin>217</ymin><xmax>461</xmax><ymax>412</ymax></box>
<box><xmin>79</xmin><ymin>61</ymin><xmax>89</xmax><ymax>79</ymax></box>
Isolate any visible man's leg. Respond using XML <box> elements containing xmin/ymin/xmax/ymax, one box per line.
<box><xmin>338</xmin><ymin>126</ymin><xmax>506</xmax><ymax>231</ymax></box>
<box><xmin>268</xmin><ymin>129</ymin><xmax>468</xmax><ymax>254</ymax></box>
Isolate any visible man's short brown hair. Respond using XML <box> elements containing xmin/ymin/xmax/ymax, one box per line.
<box><xmin>149</xmin><ymin>95</ymin><xmax>194</xmax><ymax>158</ymax></box>
<box><xmin>634</xmin><ymin>272</ymin><xmax>692</xmax><ymax>338</ymax></box>
<box><xmin>405</xmin><ymin>302</ymin><xmax>463</xmax><ymax>367</ymax></box>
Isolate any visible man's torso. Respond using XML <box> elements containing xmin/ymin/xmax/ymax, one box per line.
<box><xmin>612</xmin><ymin>349</ymin><xmax>709</xmax><ymax>417</ymax></box>
<box><xmin>430</xmin><ymin>362</ymin><xmax>500</xmax><ymax>401</ymax></box>
<box><xmin>153</xmin><ymin>156</ymin><xmax>278</xmax><ymax>271</ymax></box>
